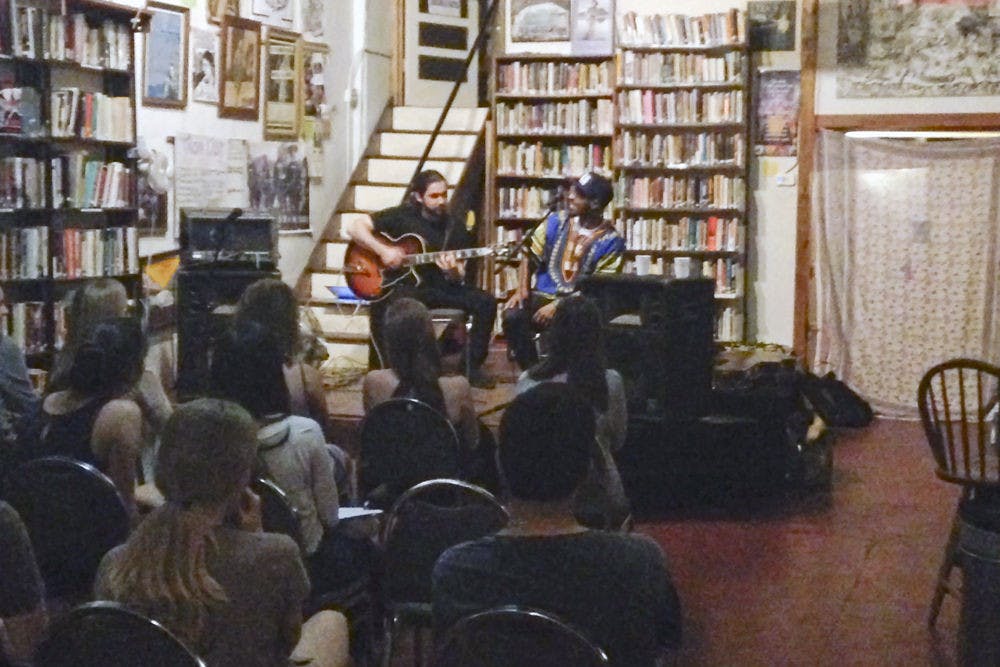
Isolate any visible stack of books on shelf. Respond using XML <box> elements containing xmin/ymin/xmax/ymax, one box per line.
<box><xmin>617</xmin><ymin>216</ymin><xmax>742</xmax><ymax>252</ymax></box>
<box><xmin>616</xmin><ymin>131</ymin><xmax>745</xmax><ymax>167</ymax></box>
<box><xmin>498</xmin><ymin>186</ymin><xmax>558</xmax><ymax>220</ymax></box>
<box><xmin>614</xmin><ymin>174</ymin><xmax>745</xmax><ymax>209</ymax></box>
<box><xmin>497</xmin><ymin>141</ymin><xmax>610</xmax><ymax>177</ymax></box>
<box><xmin>0</xmin><ymin>225</ymin><xmax>48</xmax><ymax>278</ymax></box>
<box><xmin>9</xmin><ymin>2</ymin><xmax>132</xmax><ymax>69</ymax></box>
<box><xmin>617</xmin><ymin>10</ymin><xmax>746</xmax><ymax>47</ymax></box>
<box><xmin>51</xmin><ymin>153</ymin><xmax>133</xmax><ymax>208</ymax></box>
<box><xmin>618</xmin><ymin>51</ymin><xmax>744</xmax><ymax>85</ymax></box>
<box><xmin>0</xmin><ymin>156</ymin><xmax>45</xmax><ymax>208</ymax></box>
<box><xmin>716</xmin><ymin>306</ymin><xmax>742</xmax><ymax>342</ymax></box>
<box><xmin>2</xmin><ymin>300</ymin><xmax>46</xmax><ymax>354</ymax></box>
<box><xmin>496</xmin><ymin>100</ymin><xmax>614</xmax><ymax>135</ymax></box>
<box><xmin>497</xmin><ymin>61</ymin><xmax>612</xmax><ymax>94</ymax></box>
<box><xmin>50</xmin><ymin>88</ymin><xmax>133</xmax><ymax>141</ymax></box>
<box><xmin>617</xmin><ymin>89</ymin><xmax>743</xmax><ymax>124</ymax></box>
<box><xmin>53</xmin><ymin>225</ymin><xmax>138</xmax><ymax>279</ymax></box>
<box><xmin>0</xmin><ymin>85</ymin><xmax>42</xmax><ymax>136</ymax></box>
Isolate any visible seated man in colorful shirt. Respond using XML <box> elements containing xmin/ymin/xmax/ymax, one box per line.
<box><xmin>501</xmin><ymin>172</ymin><xmax>625</xmax><ymax>369</ymax></box>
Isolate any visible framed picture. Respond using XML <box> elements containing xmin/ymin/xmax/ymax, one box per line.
<box><xmin>219</xmin><ymin>17</ymin><xmax>261</xmax><ymax>121</ymax></box>
<box><xmin>264</xmin><ymin>28</ymin><xmax>301</xmax><ymax>140</ymax></box>
<box><xmin>571</xmin><ymin>0</ymin><xmax>613</xmax><ymax>56</ymax></box>
<box><xmin>302</xmin><ymin>0</ymin><xmax>324</xmax><ymax>39</ymax></box>
<box><xmin>207</xmin><ymin>0</ymin><xmax>239</xmax><ymax>25</ymax></box>
<box><xmin>190</xmin><ymin>27</ymin><xmax>219</xmax><ymax>104</ymax></box>
<box><xmin>252</xmin><ymin>0</ymin><xmax>294</xmax><ymax>28</ymax></box>
<box><xmin>748</xmin><ymin>0</ymin><xmax>796</xmax><ymax>53</ymax></box>
<box><xmin>248</xmin><ymin>142</ymin><xmax>310</xmax><ymax>233</ymax></box>
<box><xmin>505</xmin><ymin>0</ymin><xmax>571</xmax><ymax>54</ymax></box>
<box><xmin>301</xmin><ymin>43</ymin><xmax>327</xmax><ymax>118</ymax></box>
<box><xmin>143</xmin><ymin>3</ymin><xmax>188</xmax><ymax>109</ymax></box>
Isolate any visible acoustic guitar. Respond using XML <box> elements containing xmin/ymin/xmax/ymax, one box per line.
<box><xmin>343</xmin><ymin>232</ymin><xmax>512</xmax><ymax>301</ymax></box>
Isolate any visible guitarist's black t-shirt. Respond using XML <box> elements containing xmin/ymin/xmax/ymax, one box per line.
<box><xmin>372</xmin><ymin>204</ymin><xmax>471</xmax><ymax>289</ymax></box>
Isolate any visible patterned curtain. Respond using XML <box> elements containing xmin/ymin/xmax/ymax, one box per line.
<box><xmin>812</xmin><ymin>131</ymin><xmax>1000</xmax><ymax>417</ymax></box>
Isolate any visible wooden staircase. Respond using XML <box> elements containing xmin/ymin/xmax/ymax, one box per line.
<box><xmin>301</xmin><ymin>105</ymin><xmax>488</xmax><ymax>373</ymax></box>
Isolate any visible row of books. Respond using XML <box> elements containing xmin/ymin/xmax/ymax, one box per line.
<box><xmin>616</xmin><ymin>131</ymin><xmax>745</xmax><ymax>168</ymax></box>
<box><xmin>492</xmin><ymin>263</ymin><xmax>520</xmax><ymax>300</ymax></box>
<box><xmin>496</xmin><ymin>100</ymin><xmax>614</xmax><ymax>136</ymax></box>
<box><xmin>8</xmin><ymin>4</ymin><xmax>132</xmax><ymax>70</ymax></box>
<box><xmin>617</xmin><ymin>10</ymin><xmax>746</xmax><ymax>48</ymax></box>
<box><xmin>497</xmin><ymin>186</ymin><xmax>558</xmax><ymax>220</ymax></box>
<box><xmin>1</xmin><ymin>301</ymin><xmax>55</xmax><ymax>354</ymax></box>
<box><xmin>496</xmin><ymin>141</ymin><xmax>611</xmax><ymax>179</ymax></box>
<box><xmin>52</xmin><ymin>225</ymin><xmax>138</xmax><ymax>279</ymax></box>
<box><xmin>617</xmin><ymin>51</ymin><xmax>744</xmax><ymax>86</ymax></box>
<box><xmin>0</xmin><ymin>225</ymin><xmax>47</xmax><ymax>278</ymax></box>
<box><xmin>52</xmin><ymin>155</ymin><xmax>132</xmax><ymax>209</ymax></box>
<box><xmin>497</xmin><ymin>61</ymin><xmax>612</xmax><ymax>96</ymax></box>
<box><xmin>51</xmin><ymin>88</ymin><xmax>133</xmax><ymax>142</ymax></box>
<box><xmin>0</xmin><ymin>85</ymin><xmax>42</xmax><ymax>136</ymax></box>
<box><xmin>615</xmin><ymin>216</ymin><xmax>743</xmax><ymax>253</ymax></box>
<box><xmin>0</xmin><ymin>156</ymin><xmax>44</xmax><ymax>209</ymax></box>
<box><xmin>697</xmin><ymin>257</ymin><xmax>743</xmax><ymax>295</ymax></box>
<box><xmin>716</xmin><ymin>306</ymin><xmax>743</xmax><ymax>342</ymax></box>
<box><xmin>614</xmin><ymin>175</ymin><xmax>745</xmax><ymax>210</ymax></box>
<box><xmin>617</xmin><ymin>89</ymin><xmax>744</xmax><ymax>125</ymax></box>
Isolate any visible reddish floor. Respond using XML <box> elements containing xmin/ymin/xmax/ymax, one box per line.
<box><xmin>637</xmin><ymin>418</ymin><xmax>960</xmax><ymax>666</ymax></box>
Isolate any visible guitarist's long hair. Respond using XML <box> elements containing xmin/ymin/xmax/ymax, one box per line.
<box><xmin>383</xmin><ymin>298</ymin><xmax>447</xmax><ymax>415</ymax></box>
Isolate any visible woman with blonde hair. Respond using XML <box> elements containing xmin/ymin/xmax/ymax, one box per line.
<box><xmin>94</xmin><ymin>398</ymin><xmax>349</xmax><ymax>667</ymax></box>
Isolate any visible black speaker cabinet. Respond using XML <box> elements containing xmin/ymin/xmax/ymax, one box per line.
<box><xmin>176</xmin><ymin>268</ymin><xmax>280</xmax><ymax>399</ymax></box>
<box><xmin>578</xmin><ymin>275</ymin><xmax>716</xmax><ymax>418</ymax></box>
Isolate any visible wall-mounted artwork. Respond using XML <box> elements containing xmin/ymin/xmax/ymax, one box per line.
<box><xmin>137</xmin><ymin>174</ymin><xmax>168</xmax><ymax>238</ymax></box>
<box><xmin>190</xmin><ymin>27</ymin><xmax>219</xmax><ymax>104</ymax></box>
<box><xmin>748</xmin><ymin>0</ymin><xmax>795</xmax><ymax>52</ymax></box>
<box><xmin>207</xmin><ymin>0</ymin><xmax>239</xmax><ymax>25</ymax></box>
<box><xmin>506</xmin><ymin>0</ymin><xmax>571</xmax><ymax>53</ymax></box>
<box><xmin>835</xmin><ymin>0</ymin><xmax>1000</xmax><ymax>98</ymax></box>
<box><xmin>755</xmin><ymin>70</ymin><xmax>800</xmax><ymax>156</ymax></box>
<box><xmin>264</xmin><ymin>28</ymin><xmax>301</xmax><ymax>140</ymax></box>
<box><xmin>302</xmin><ymin>0</ymin><xmax>324</xmax><ymax>38</ymax></box>
<box><xmin>301</xmin><ymin>41</ymin><xmax>328</xmax><ymax>137</ymax></box>
<box><xmin>219</xmin><ymin>16</ymin><xmax>261</xmax><ymax>120</ymax></box>
<box><xmin>571</xmin><ymin>0</ymin><xmax>613</xmax><ymax>55</ymax></box>
<box><xmin>248</xmin><ymin>141</ymin><xmax>310</xmax><ymax>233</ymax></box>
<box><xmin>143</xmin><ymin>3</ymin><xmax>188</xmax><ymax>109</ymax></box>
<box><xmin>252</xmin><ymin>0</ymin><xmax>294</xmax><ymax>28</ymax></box>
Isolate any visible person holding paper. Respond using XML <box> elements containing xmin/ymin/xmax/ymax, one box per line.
<box><xmin>501</xmin><ymin>172</ymin><xmax>625</xmax><ymax>369</ymax></box>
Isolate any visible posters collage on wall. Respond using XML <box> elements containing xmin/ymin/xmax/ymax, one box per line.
<box><xmin>506</xmin><ymin>0</ymin><xmax>616</xmax><ymax>55</ymax></box>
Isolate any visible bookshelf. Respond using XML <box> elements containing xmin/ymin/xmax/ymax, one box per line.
<box><xmin>0</xmin><ymin>0</ymin><xmax>141</xmax><ymax>365</ymax></box>
<box><xmin>487</xmin><ymin>53</ymin><xmax>615</xmax><ymax>306</ymax></box>
<box><xmin>612</xmin><ymin>9</ymin><xmax>749</xmax><ymax>342</ymax></box>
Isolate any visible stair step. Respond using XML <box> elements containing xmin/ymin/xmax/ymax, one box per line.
<box><xmin>351</xmin><ymin>184</ymin><xmax>408</xmax><ymax>211</ymax></box>
<box><xmin>308</xmin><ymin>305</ymin><xmax>370</xmax><ymax>341</ymax></box>
<box><xmin>363</xmin><ymin>158</ymin><xmax>466</xmax><ymax>186</ymax></box>
<box><xmin>311</xmin><ymin>271</ymin><xmax>348</xmax><ymax>301</ymax></box>
<box><xmin>376</xmin><ymin>132</ymin><xmax>478</xmax><ymax>159</ymax></box>
<box><xmin>331</xmin><ymin>212</ymin><xmax>369</xmax><ymax>241</ymax></box>
<box><xmin>388</xmin><ymin>106</ymin><xmax>488</xmax><ymax>133</ymax></box>
<box><xmin>325</xmin><ymin>241</ymin><xmax>348</xmax><ymax>269</ymax></box>
<box><xmin>318</xmin><ymin>340</ymin><xmax>370</xmax><ymax>371</ymax></box>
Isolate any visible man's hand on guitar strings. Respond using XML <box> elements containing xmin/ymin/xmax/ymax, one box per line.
<box><xmin>436</xmin><ymin>252</ymin><xmax>465</xmax><ymax>281</ymax></box>
<box><xmin>379</xmin><ymin>244</ymin><xmax>407</xmax><ymax>269</ymax></box>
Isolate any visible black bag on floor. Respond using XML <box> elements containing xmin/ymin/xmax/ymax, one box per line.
<box><xmin>801</xmin><ymin>372</ymin><xmax>874</xmax><ymax>428</ymax></box>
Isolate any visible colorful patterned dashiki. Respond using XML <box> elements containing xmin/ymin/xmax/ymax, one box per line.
<box><xmin>530</xmin><ymin>211</ymin><xmax>625</xmax><ymax>297</ymax></box>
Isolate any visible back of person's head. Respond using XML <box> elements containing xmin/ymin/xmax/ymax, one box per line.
<box><xmin>499</xmin><ymin>383</ymin><xmax>595</xmax><ymax>502</ymax></box>
<box><xmin>529</xmin><ymin>296</ymin><xmax>609</xmax><ymax>411</ymax></box>
<box><xmin>210</xmin><ymin>320</ymin><xmax>290</xmax><ymax>419</ymax></box>
<box><xmin>67</xmin><ymin>317</ymin><xmax>145</xmax><ymax>398</ymax></box>
<box><xmin>103</xmin><ymin>398</ymin><xmax>258</xmax><ymax>646</ymax></box>
<box><xmin>410</xmin><ymin>169</ymin><xmax>447</xmax><ymax>198</ymax></box>
<box><xmin>383</xmin><ymin>298</ymin><xmax>445</xmax><ymax>413</ymax></box>
<box><xmin>50</xmin><ymin>279</ymin><xmax>129</xmax><ymax>389</ymax></box>
<box><xmin>233</xmin><ymin>278</ymin><xmax>299</xmax><ymax>359</ymax></box>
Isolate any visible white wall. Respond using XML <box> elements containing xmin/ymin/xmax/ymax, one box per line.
<box><xmin>617</xmin><ymin>0</ymin><xmax>800</xmax><ymax>346</ymax></box>
<box><xmin>132</xmin><ymin>0</ymin><xmax>394</xmax><ymax>286</ymax></box>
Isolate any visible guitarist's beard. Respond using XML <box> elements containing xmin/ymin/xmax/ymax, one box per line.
<box><xmin>420</xmin><ymin>202</ymin><xmax>449</xmax><ymax>224</ymax></box>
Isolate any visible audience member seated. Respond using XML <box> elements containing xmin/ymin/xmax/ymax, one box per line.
<box><xmin>0</xmin><ymin>501</ymin><xmax>47</xmax><ymax>665</ymax></box>
<box><xmin>211</xmin><ymin>323</ymin><xmax>374</xmax><ymax>602</ymax></box>
<box><xmin>0</xmin><ymin>287</ymin><xmax>41</xmax><ymax>475</ymax></box>
<box><xmin>234</xmin><ymin>278</ymin><xmax>330</xmax><ymax>435</ymax></box>
<box><xmin>47</xmin><ymin>279</ymin><xmax>172</xmax><ymax>457</ymax></box>
<box><xmin>40</xmin><ymin>317</ymin><xmax>145</xmax><ymax>518</ymax></box>
<box><xmin>94</xmin><ymin>399</ymin><xmax>350</xmax><ymax>667</ymax></box>
<box><xmin>364</xmin><ymin>298</ymin><xmax>495</xmax><ymax>486</ymax></box>
<box><xmin>433</xmin><ymin>383</ymin><xmax>681</xmax><ymax>667</ymax></box>
<box><xmin>515</xmin><ymin>296</ymin><xmax>629</xmax><ymax>529</ymax></box>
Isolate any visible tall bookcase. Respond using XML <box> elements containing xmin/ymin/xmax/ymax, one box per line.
<box><xmin>0</xmin><ymin>0</ymin><xmax>140</xmax><ymax>367</ymax></box>
<box><xmin>486</xmin><ymin>53</ymin><xmax>614</xmax><ymax>306</ymax></box>
<box><xmin>612</xmin><ymin>11</ymin><xmax>749</xmax><ymax>342</ymax></box>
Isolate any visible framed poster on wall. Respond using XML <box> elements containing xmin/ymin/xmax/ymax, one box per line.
<box><xmin>264</xmin><ymin>28</ymin><xmax>301</xmax><ymax>140</ymax></box>
<box><xmin>143</xmin><ymin>3</ymin><xmax>189</xmax><ymax>109</ymax></box>
<box><xmin>219</xmin><ymin>17</ymin><xmax>261</xmax><ymax>120</ymax></box>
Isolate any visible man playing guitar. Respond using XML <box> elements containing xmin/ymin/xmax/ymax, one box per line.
<box><xmin>344</xmin><ymin>169</ymin><xmax>497</xmax><ymax>388</ymax></box>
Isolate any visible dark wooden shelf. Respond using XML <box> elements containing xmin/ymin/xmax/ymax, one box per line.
<box><xmin>495</xmin><ymin>91</ymin><xmax>613</xmax><ymax>100</ymax></box>
<box><xmin>616</xmin><ymin>81</ymin><xmax>744</xmax><ymax>91</ymax></box>
<box><xmin>614</xmin><ymin>162</ymin><xmax>745</xmax><ymax>172</ymax></box>
<box><xmin>496</xmin><ymin>132</ymin><xmax>613</xmax><ymax>140</ymax></box>
<box><xmin>496</xmin><ymin>53</ymin><xmax>613</xmax><ymax>62</ymax></box>
<box><xmin>0</xmin><ymin>55</ymin><xmax>132</xmax><ymax>76</ymax></box>
<box><xmin>617</xmin><ymin>121</ymin><xmax>744</xmax><ymax>130</ymax></box>
<box><xmin>618</xmin><ymin>42</ymin><xmax>747</xmax><ymax>53</ymax></box>
<box><xmin>0</xmin><ymin>134</ymin><xmax>134</xmax><ymax>147</ymax></box>
<box><xmin>617</xmin><ymin>206</ymin><xmax>743</xmax><ymax>215</ymax></box>
<box><xmin>624</xmin><ymin>248</ymin><xmax>742</xmax><ymax>257</ymax></box>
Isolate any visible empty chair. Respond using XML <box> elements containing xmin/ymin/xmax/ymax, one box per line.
<box><xmin>380</xmin><ymin>478</ymin><xmax>508</xmax><ymax>667</ymax></box>
<box><xmin>917</xmin><ymin>358</ymin><xmax>1000</xmax><ymax>627</ymax></box>
<box><xmin>33</xmin><ymin>601</ymin><xmax>204</xmax><ymax>667</ymax></box>
<box><xmin>1</xmin><ymin>456</ymin><xmax>129</xmax><ymax>600</ymax></box>
<box><xmin>359</xmin><ymin>398</ymin><xmax>461</xmax><ymax>508</ymax></box>
<box><xmin>433</xmin><ymin>606</ymin><xmax>609</xmax><ymax>667</ymax></box>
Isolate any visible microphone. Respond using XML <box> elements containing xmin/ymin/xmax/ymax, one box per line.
<box><xmin>213</xmin><ymin>208</ymin><xmax>242</xmax><ymax>264</ymax></box>
<box><xmin>225</xmin><ymin>207</ymin><xmax>243</xmax><ymax>222</ymax></box>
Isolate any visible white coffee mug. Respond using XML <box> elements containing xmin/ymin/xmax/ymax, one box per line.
<box><xmin>674</xmin><ymin>256</ymin><xmax>691</xmax><ymax>278</ymax></box>
<box><xmin>635</xmin><ymin>254</ymin><xmax>651</xmax><ymax>276</ymax></box>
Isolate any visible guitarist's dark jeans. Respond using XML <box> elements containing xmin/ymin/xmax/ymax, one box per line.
<box><xmin>369</xmin><ymin>281</ymin><xmax>497</xmax><ymax>371</ymax></box>
<box><xmin>501</xmin><ymin>292</ymin><xmax>555</xmax><ymax>370</ymax></box>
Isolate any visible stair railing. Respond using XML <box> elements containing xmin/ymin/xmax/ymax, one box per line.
<box><xmin>402</xmin><ymin>0</ymin><xmax>499</xmax><ymax>203</ymax></box>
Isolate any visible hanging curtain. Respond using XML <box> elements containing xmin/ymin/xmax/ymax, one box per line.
<box><xmin>812</xmin><ymin>130</ymin><xmax>1000</xmax><ymax>417</ymax></box>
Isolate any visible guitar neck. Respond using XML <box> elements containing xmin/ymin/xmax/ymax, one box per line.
<box><xmin>402</xmin><ymin>246</ymin><xmax>494</xmax><ymax>267</ymax></box>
